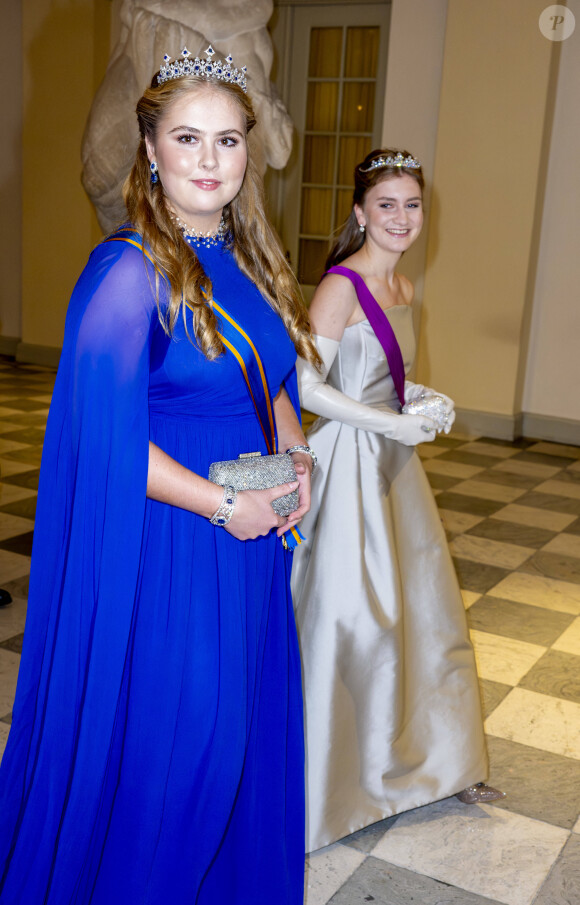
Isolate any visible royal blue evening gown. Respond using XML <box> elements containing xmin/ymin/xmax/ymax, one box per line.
<box><xmin>0</xmin><ymin>234</ymin><xmax>305</xmax><ymax>904</ymax></box>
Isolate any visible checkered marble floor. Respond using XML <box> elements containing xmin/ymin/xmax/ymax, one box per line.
<box><xmin>0</xmin><ymin>357</ymin><xmax>579</xmax><ymax>904</ymax></box>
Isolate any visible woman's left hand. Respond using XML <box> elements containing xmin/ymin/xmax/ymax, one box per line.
<box><xmin>272</xmin><ymin>386</ymin><xmax>313</xmax><ymax>536</ymax></box>
<box><xmin>429</xmin><ymin>391</ymin><xmax>456</xmax><ymax>433</ymax></box>
<box><xmin>404</xmin><ymin>380</ymin><xmax>456</xmax><ymax>434</ymax></box>
<box><xmin>277</xmin><ymin>452</ymin><xmax>312</xmax><ymax>537</ymax></box>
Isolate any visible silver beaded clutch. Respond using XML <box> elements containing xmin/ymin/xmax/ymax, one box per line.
<box><xmin>208</xmin><ymin>452</ymin><xmax>299</xmax><ymax>516</ymax></box>
<box><xmin>402</xmin><ymin>394</ymin><xmax>449</xmax><ymax>432</ymax></box>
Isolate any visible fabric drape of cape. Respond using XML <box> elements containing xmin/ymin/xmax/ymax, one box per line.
<box><xmin>0</xmin><ymin>244</ymin><xmax>155</xmax><ymax>896</ymax></box>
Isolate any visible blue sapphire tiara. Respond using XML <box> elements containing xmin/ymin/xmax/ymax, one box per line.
<box><xmin>359</xmin><ymin>153</ymin><xmax>421</xmax><ymax>172</ymax></box>
<box><xmin>156</xmin><ymin>46</ymin><xmax>248</xmax><ymax>92</ymax></box>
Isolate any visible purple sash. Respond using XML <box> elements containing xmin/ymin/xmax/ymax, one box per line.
<box><xmin>324</xmin><ymin>265</ymin><xmax>406</xmax><ymax>407</ymax></box>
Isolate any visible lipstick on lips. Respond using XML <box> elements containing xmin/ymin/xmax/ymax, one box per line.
<box><xmin>192</xmin><ymin>179</ymin><xmax>221</xmax><ymax>191</ymax></box>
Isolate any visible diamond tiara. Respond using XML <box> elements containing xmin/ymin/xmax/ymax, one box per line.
<box><xmin>359</xmin><ymin>152</ymin><xmax>421</xmax><ymax>173</ymax></box>
<box><xmin>156</xmin><ymin>46</ymin><xmax>247</xmax><ymax>92</ymax></box>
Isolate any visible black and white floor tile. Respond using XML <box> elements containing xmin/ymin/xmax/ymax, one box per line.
<box><xmin>0</xmin><ymin>358</ymin><xmax>579</xmax><ymax>904</ymax></box>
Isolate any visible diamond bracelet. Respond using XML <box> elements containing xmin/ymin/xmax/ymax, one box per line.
<box><xmin>209</xmin><ymin>485</ymin><xmax>238</xmax><ymax>527</ymax></box>
<box><xmin>286</xmin><ymin>445</ymin><xmax>318</xmax><ymax>471</ymax></box>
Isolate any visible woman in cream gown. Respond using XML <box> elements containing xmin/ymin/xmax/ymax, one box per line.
<box><xmin>292</xmin><ymin>149</ymin><xmax>501</xmax><ymax>853</ymax></box>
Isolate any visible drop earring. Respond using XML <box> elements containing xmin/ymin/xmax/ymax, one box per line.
<box><xmin>150</xmin><ymin>161</ymin><xmax>159</xmax><ymax>185</ymax></box>
<box><xmin>359</xmin><ymin>223</ymin><xmax>365</xmax><ymax>233</ymax></box>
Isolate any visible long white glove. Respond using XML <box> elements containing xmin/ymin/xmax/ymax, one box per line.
<box><xmin>297</xmin><ymin>335</ymin><xmax>437</xmax><ymax>446</ymax></box>
<box><xmin>404</xmin><ymin>379</ymin><xmax>456</xmax><ymax>434</ymax></box>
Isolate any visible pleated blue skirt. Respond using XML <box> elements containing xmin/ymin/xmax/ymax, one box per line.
<box><xmin>0</xmin><ymin>412</ymin><xmax>304</xmax><ymax>904</ymax></box>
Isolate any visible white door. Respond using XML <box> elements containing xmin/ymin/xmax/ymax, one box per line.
<box><xmin>269</xmin><ymin>1</ymin><xmax>391</xmax><ymax>296</ymax></box>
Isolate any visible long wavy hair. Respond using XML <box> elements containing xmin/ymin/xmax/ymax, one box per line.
<box><xmin>123</xmin><ymin>75</ymin><xmax>319</xmax><ymax>365</ymax></box>
<box><xmin>326</xmin><ymin>148</ymin><xmax>425</xmax><ymax>270</ymax></box>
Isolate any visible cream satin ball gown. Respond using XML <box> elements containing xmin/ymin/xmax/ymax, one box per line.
<box><xmin>292</xmin><ymin>305</ymin><xmax>488</xmax><ymax>852</ymax></box>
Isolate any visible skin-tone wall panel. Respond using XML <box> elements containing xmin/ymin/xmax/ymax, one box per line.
<box><xmin>522</xmin><ymin>0</ymin><xmax>580</xmax><ymax>422</ymax></box>
<box><xmin>415</xmin><ymin>0</ymin><xmax>554</xmax><ymax>416</ymax></box>
<box><xmin>380</xmin><ymin>0</ymin><xmax>448</xmax><ymax>315</ymax></box>
<box><xmin>21</xmin><ymin>0</ymin><xmax>111</xmax><ymax>351</ymax></box>
<box><xmin>0</xmin><ymin>1</ymin><xmax>23</xmax><ymax>340</ymax></box>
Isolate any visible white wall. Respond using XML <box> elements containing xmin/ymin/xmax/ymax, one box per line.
<box><xmin>522</xmin><ymin>0</ymin><xmax>580</xmax><ymax>426</ymax></box>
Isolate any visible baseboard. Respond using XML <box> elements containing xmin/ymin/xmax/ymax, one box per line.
<box><xmin>4</xmin><ymin>353</ymin><xmax>578</xmax><ymax>446</ymax></box>
<box><xmin>454</xmin><ymin>407</ymin><xmax>579</xmax><ymax>445</ymax></box>
<box><xmin>521</xmin><ymin>412</ymin><xmax>580</xmax><ymax>446</ymax></box>
<box><xmin>15</xmin><ymin>342</ymin><xmax>61</xmax><ymax>368</ymax></box>
<box><xmin>453</xmin><ymin>408</ymin><xmax>519</xmax><ymax>441</ymax></box>
<box><xmin>0</xmin><ymin>335</ymin><xmax>20</xmax><ymax>357</ymax></box>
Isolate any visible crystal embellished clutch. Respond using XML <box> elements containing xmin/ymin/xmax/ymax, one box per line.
<box><xmin>208</xmin><ymin>452</ymin><xmax>299</xmax><ymax>516</ymax></box>
<box><xmin>402</xmin><ymin>394</ymin><xmax>449</xmax><ymax>432</ymax></box>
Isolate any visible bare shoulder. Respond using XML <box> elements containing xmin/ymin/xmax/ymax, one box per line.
<box><xmin>397</xmin><ymin>273</ymin><xmax>415</xmax><ymax>306</ymax></box>
<box><xmin>313</xmin><ymin>272</ymin><xmax>359</xmax><ymax>303</ymax></box>
<box><xmin>308</xmin><ymin>272</ymin><xmax>358</xmax><ymax>340</ymax></box>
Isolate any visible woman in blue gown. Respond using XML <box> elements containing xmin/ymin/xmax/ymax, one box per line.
<box><xmin>0</xmin><ymin>48</ymin><xmax>318</xmax><ymax>904</ymax></box>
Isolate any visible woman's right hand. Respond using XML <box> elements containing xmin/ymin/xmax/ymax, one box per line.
<box><xmin>388</xmin><ymin>413</ymin><xmax>437</xmax><ymax>446</ymax></box>
<box><xmin>225</xmin><ymin>482</ymin><xmax>300</xmax><ymax>541</ymax></box>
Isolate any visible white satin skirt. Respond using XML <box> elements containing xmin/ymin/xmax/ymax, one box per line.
<box><xmin>291</xmin><ymin>418</ymin><xmax>488</xmax><ymax>852</ymax></box>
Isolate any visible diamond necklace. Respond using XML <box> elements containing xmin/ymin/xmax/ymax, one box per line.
<box><xmin>172</xmin><ymin>214</ymin><xmax>226</xmax><ymax>248</ymax></box>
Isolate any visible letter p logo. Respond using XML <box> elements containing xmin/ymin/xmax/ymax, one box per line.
<box><xmin>539</xmin><ymin>5</ymin><xmax>576</xmax><ymax>41</ymax></box>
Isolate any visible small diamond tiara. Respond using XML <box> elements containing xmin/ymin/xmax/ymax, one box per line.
<box><xmin>156</xmin><ymin>45</ymin><xmax>247</xmax><ymax>92</ymax></box>
<box><xmin>359</xmin><ymin>152</ymin><xmax>421</xmax><ymax>173</ymax></box>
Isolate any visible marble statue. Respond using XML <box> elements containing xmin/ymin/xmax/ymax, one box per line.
<box><xmin>82</xmin><ymin>0</ymin><xmax>293</xmax><ymax>232</ymax></box>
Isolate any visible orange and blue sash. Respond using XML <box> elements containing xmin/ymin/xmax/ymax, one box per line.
<box><xmin>200</xmin><ymin>292</ymin><xmax>277</xmax><ymax>455</ymax></box>
<box><xmin>104</xmin><ymin>228</ymin><xmax>304</xmax><ymax>550</ymax></box>
<box><xmin>199</xmin><ymin>293</ymin><xmax>304</xmax><ymax>552</ymax></box>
